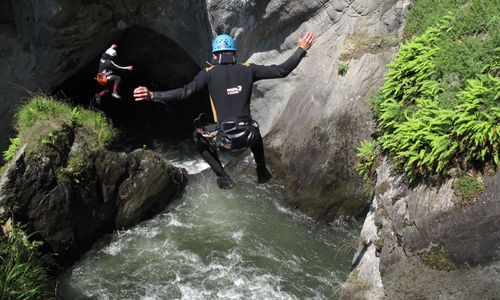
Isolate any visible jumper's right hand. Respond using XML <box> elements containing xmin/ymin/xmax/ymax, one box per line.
<box><xmin>134</xmin><ymin>86</ymin><xmax>152</xmax><ymax>101</ymax></box>
<box><xmin>127</xmin><ymin>66</ymin><xmax>134</xmax><ymax>71</ymax></box>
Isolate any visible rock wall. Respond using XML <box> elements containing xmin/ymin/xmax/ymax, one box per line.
<box><xmin>0</xmin><ymin>0</ymin><xmax>411</xmax><ymax>220</ymax></box>
<box><xmin>248</xmin><ymin>0</ymin><xmax>412</xmax><ymax>220</ymax></box>
<box><xmin>341</xmin><ymin>158</ymin><xmax>500</xmax><ymax>299</ymax></box>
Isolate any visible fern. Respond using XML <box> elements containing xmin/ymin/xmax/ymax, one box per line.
<box><xmin>2</xmin><ymin>138</ymin><xmax>21</xmax><ymax>163</ymax></box>
<box><xmin>356</xmin><ymin>140</ymin><xmax>378</xmax><ymax>182</ymax></box>
<box><xmin>454</xmin><ymin>74</ymin><xmax>500</xmax><ymax>165</ymax></box>
<box><xmin>371</xmin><ymin>6</ymin><xmax>499</xmax><ymax>181</ymax></box>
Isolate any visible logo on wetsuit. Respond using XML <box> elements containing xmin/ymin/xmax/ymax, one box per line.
<box><xmin>226</xmin><ymin>85</ymin><xmax>242</xmax><ymax>95</ymax></box>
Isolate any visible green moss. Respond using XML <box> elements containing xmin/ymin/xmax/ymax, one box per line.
<box><xmin>418</xmin><ymin>247</ymin><xmax>456</xmax><ymax>271</ymax></box>
<box><xmin>76</xmin><ymin>108</ymin><xmax>116</xmax><ymax>147</ymax></box>
<box><xmin>57</xmin><ymin>153</ymin><xmax>91</xmax><ymax>184</ymax></box>
<box><xmin>453</xmin><ymin>175</ymin><xmax>485</xmax><ymax>205</ymax></box>
<box><xmin>340</xmin><ymin>32</ymin><xmax>399</xmax><ymax>61</ymax></box>
<box><xmin>14</xmin><ymin>96</ymin><xmax>116</xmax><ymax>157</ymax></box>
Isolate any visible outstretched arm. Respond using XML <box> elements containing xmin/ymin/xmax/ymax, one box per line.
<box><xmin>251</xmin><ymin>31</ymin><xmax>316</xmax><ymax>81</ymax></box>
<box><xmin>134</xmin><ymin>69</ymin><xmax>208</xmax><ymax>103</ymax></box>
<box><xmin>110</xmin><ymin>61</ymin><xmax>133</xmax><ymax>71</ymax></box>
<box><xmin>106</xmin><ymin>44</ymin><xmax>133</xmax><ymax>71</ymax></box>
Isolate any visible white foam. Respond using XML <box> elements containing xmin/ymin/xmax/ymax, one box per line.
<box><xmin>57</xmin><ymin>150</ymin><xmax>357</xmax><ymax>300</ymax></box>
<box><xmin>178</xmin><ymin>283</ymin><xmax>210</xmax><ymax>300</ymax></box>
<box><xmin>164</xmin><ymin>214</ymin><xmax>193</xmax><ymax>228</ymax></box>
<box><xmin>230</xmin><ymin>230</ymin><xmax>244</xmax><ymax>243</ymax></box>
<box><xmin>170</xmin><ymin>159</ymin><xmax>210</xmax><ymax>174</ymax></box>
<box><xmin>101</xmin><ymin>238</ymin><xmax>129</xmax><ymax>256</ymax></box>
<box><xmin>134</xmin><ymin>226</ymin><xmax>160</xmax><ymax>238</ymax></box>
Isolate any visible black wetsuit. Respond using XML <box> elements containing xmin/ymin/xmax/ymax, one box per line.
<box><xmin>152</xmin><ymin>48</ymin><xmax>307</xmax><ymax>178</ymax></box>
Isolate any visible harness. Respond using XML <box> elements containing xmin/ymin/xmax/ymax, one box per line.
<box><xmin>95</xmin><ymin>70</ymin><xmax>111</xmax><ymax>86</ymax></box>
<box><xmin>195</xmin><ymin>115</ymin><xmax>259</xmax><ymax>151</ymax></box>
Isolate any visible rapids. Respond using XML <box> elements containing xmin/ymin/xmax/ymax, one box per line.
<box><xmin>57</xmin><ymin>140</ymin><xmax>359</xmax><ymax>299</ymax></box>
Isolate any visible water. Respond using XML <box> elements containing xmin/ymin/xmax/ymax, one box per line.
<box><xmin>57</xmin><ymin>140</ymin><xmax>359</xmax><ymax>299</ymax></box>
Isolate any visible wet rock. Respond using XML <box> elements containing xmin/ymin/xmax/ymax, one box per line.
<box><xmin>0</xmin><ymin>126</ymin><xmax>187</xmax><ymax>263</ymax></box>
<box><xmin>115</xmin><ymin>149</ymin><xmax>187</xmax><ymax>228</ymax></box>
<box><xmin>342</xmin><ymin>157</ymin><xmax>500</xmax><ymax>299</ymax></box>
<box><xmin>256</xmin><ymin>0</ymin><xmax>411</xmax><ymax>220</ymax></box>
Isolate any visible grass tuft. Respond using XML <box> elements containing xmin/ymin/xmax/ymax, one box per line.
<box><xmin>0</xmin><ymin>223</ymin><xmax>54</xmax><ymax>299</ymax></box>
<box><xmin>15</xmin><ymin>96</ymin><xmax>116</xmax><ymax>155</ymax></box>
<box><xmin>338</xmin><ymin>63</ymin><xmax>349</xmax><ymax>76</ymax></box>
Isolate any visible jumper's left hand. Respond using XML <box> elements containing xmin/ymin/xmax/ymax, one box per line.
<box><xmin>134</xmin><ymin>86</ymin><xmax>152</xmax><ymax>101</ymax></box>
<box><xmin>298</xmin><ymin>32</ymin><xmax>316</xmax><ymax>51</ymax></box>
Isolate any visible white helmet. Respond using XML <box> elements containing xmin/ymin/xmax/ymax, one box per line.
<box><xmin>105</xmin><ymin>48</ymin><xmax>117</xmax><ymax>57</ymax></box>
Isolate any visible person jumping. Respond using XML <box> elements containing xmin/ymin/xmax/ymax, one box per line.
<box><xmin>134</xmin><ymin>32</ymin><xmax>316</xmax><ymax>189</ymax></box>
<box><xmin>96</xmin><ymin>44</ymin><xmax>133</xmax><ymax>101</ymax></box>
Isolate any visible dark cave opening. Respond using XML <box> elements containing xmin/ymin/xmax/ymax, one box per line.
<box><xmin>54</xmin><ymin>26</ymin><xmax>212</xmax><ymax>149</ymax></box>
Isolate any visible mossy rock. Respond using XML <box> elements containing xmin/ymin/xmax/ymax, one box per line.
<box><xmin>418</xmin><ymin>246</ymin><xmax>456</xmax><ymax>271</ymax></box>
<box><xmin>453</xmin><ymin>175</ymin><xmax>485</xmax><ymax>206</ymax></box>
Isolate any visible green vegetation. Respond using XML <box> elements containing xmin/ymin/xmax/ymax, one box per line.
<box><xmin>2</xmin><ymin>138</ymin><xmax>20</xmax><ymax>163</ymax></box>
<box><xmin>355</xmin><ymin>140</ymin><xmax>378</xmax><ymax>182</ymax></box>
<box><xmin>16</xmin><ymin>96</ymin><xmax>116</xmax><ymax>155</ymax></box>
<box><xmin>403</xmin><ymin>0</ymin><xmax>467</xmax><ymax>39</ymax></box>
<box><xmin>0</xmin><ymin>224</ymin><xmax>53</xmax><ymax>299</ymax></box>
<box><xmin>418</xmin><ymin>247</ymin><xmax>456</xmax><ymax>271</ymax></box>
<box><xmin>0</xmin><ymin>98</ymin><xmax>115</xmax><ymax>297</ymax></box>
<box><xmin>57</xmin><ymin>153</ymin><xmax>90</xmax><ymax>184</ymax></box>
<box><xmin>360</xmin><ymin>0</ymin><xmax>500</xmax><ymax>182</ymax></box>
<box><xmin>453</xmin><ymin>175</ymin><xmax>485</xmax><ymax>205</ymax></box>
<box><xmin>338</xmin><ymin>63</ymin><xmax>349</xmax><ymax>76</ymax></box>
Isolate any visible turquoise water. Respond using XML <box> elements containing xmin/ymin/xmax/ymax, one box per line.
<box><xmin>57</xmin><ymin>142</ymin><xmax>359</xmax><ymax>299</ymax></box>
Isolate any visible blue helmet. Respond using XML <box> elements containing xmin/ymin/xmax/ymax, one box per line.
<box><xmin>212</xmin><ymin>34</ymin><xmax>236</xmax><ymax>53</ymax></box>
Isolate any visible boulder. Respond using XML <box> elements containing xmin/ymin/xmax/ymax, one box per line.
<box><xmin>0</xmin><ymin>126</ymin><xmax>187</xmax><ymax>263</ymax></box>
